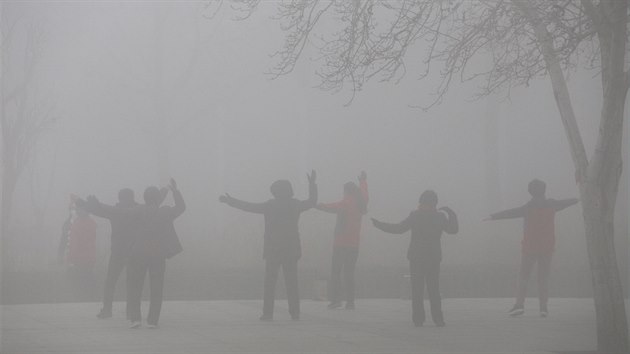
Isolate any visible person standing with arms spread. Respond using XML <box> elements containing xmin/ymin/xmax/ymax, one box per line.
<box><xmin>220</xmin><ymin>171</ymin><xmax>317</xmax><ymax>321</ymax></box>
<box><xmin>485</xmin><ymin>179</ymin><xmax>578</xmax><ymax>317</ymax></box>
<box><xmin>372</xmin><ymin>190</ymin><xmax>458</xmax><ymax>327</ymax></box>
<box><xmin>316</xmin><ymin>171</ymin><xmax>368</xmax><ymax>310</ymax></box>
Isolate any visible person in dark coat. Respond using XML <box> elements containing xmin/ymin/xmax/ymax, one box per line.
<box><xmin>219</xmin><ymin>171</ymin><xmax>317</xmax><ymax>321</ymax></box>
<box><xmin>83</xmin><ymin>179</ymin><xmax>185</xmax><ymax>329</ymax></box>
<box><xmin>86</xmin><ymin>188</ymin><xmax>139</xmax><ymax>319</ymax></box>
<box><xmin>485</xmin><ymin>179</ymin><xmax>578</xmax><ymax>317</ymax></box>
<box><xmin>372</xmin><ymin>190</ymin><xmax>458</xmax><ymax>327</ymax></box>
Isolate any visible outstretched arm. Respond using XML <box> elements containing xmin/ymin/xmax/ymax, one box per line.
<box><xmin>487</xmin><ymin>204</ymin><xmax>527</xmax><ymax>220</ymax></box>
<box><xmin>165</xmin><ymin>179</ymin><xmax>186</xmax><ymax>219</ymax></box>
<box><xmin>439</xmin><ymin>206</ymin><xmax>459</xmax><ymax>234</ymax></box>
<box><xmin>371</xmin><ymin>214</ymin><xmax>412</xmax><ymax>234</ymax></box>
<box><xmin>219</xmin><ymin>193</ymin><xmax>266</xmax><ymax>214</ymax></box>
<box><xmin>358</xmin><ymin>171</ymin><xmax>368</xmax><ymax>203</ymax></box>
<box><xmin>550</xmin><ymin>198</ymin><xmax>579</xmax><ymax>212</ymax></box>
<box><xmin>299</xmin><ymin>170</ymin><xmax>318</xmax><ymax>211</ymax></box>
<box><xmin>316</xmin><ymin>201</ymin><xmax>344</xmax><ymax>214</ymax></box>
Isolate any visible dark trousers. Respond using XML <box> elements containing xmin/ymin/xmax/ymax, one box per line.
<box><xmin>329</xmin><ymin>246</ymin><xmax>359</xmax><ymax>304</ymax></box>
<box><xmin>101</xmin><ymin>251</ymin><xmax>127</xmax><ymax>313</ymax></box>
<box><xmin>409</xmin><ymin>258</ymin><xmax>443</xmax><ymax>325</ymax></box>
<box><xmin>516</xmin><ymin>252</ymin><xmax>552</xmax><ymax>310</ymax></box>
<box><xmin>263</xmin><ymin>259</ymin><xmax>299</xmax><ymax>318</ymax></box>
<box><xmin>127</xmin><ymin>256</ymin><xmax>166</xmax><ymax>325</ymax></box>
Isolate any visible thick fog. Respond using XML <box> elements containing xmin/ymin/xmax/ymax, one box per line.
<box><xmin>1</xmin><ymin>2</ymin><xmax>627</xmax><ymax>302</ymax></box>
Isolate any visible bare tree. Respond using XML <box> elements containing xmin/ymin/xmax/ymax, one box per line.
<box><xmin>1</xmin><ymin>13</ymin><xmax>58</xmax><ymax>268</ymax></box>
<box><xmin>218</xmin><ymin>0</ymin><xmax>629</xmax><ymax>352</ymax></box>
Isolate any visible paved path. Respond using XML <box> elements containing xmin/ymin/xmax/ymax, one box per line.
<box><xmin>1</xmin><ymin>298</ymin><xmax>598</xmax><ymax>353</ymax></box>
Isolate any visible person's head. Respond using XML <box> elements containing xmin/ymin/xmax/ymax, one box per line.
<box><xmin>419</xmin><ymin>190</ymin><xmax>438</xmax><ymax>208</ymax></box>
<box><xmin>344</xmin><ymin>181</ymin><xmax>367</xmax><ymax>213</ymax></box>
<box><xmin>270</xmin><ymin>180</ymin><xmax>293</xmax><ymax>200</ymax></box>
<box><xmin>528</xmin><ymin>179</ymin><xmax>546</xmax><ymax>198</ymax></box>
<box><xmin>144</xmin><ymin>186</ymin><xmax>162</xmax><ymax>206</ymax></box>
<box><xmin>118</xmin><ymin>188</ymin><xmax>135</xmax><ymax>206</ymax></box>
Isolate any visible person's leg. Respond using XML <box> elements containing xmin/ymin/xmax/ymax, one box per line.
<box><xmin>409</xmin><ymin>260</ymin><xmax>426</xmax><ymax>326</ymax></box>
<box><xmin>513</xmin><ymin>252</ymin><xmax>536</xmax><ymax>311</ymax></box>
<box><xmin>329</xmin><ymin>247</ymin><xmax>343</xmax><ymax>308</ymax></box>
<box><xmin>262</xmin><ymin>260</ymin><xmax>281</xmax><ymax>320</ymax></box>
<box><xmin>537</xmin><ymin>252</ymin><xmax>552</xmax><ymax>315</ymax></box>
<box><xmin>146</xmin><ymin>257</ymin><xmax>166</xmax><ymax>326</ymax></box>
<box><xmin>126</xmin><ymin>258</ymin><xmax>148</xmax><ymax>324</ymax></box>
<box><xmin>426</xmin><ymin>260</ymin><xmax>443</xmax><ymax>326</ymax></box>
<box><xmin>283</xmin><ymin>259</ymin><xmax>300</xmax><ymax>320</ymax></box>
<box><xmin>100</xmin><ymin>252</ymin><xmax>126</xmax><ymax>317</ymax></box>
<box><xmin>343</xmin><ymin>248</ymin><xmax>359</xmax><ymax>309</ymax></box>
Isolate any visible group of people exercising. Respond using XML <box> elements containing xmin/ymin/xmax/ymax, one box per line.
<box><xmin>63</xmin><ymin>171</ymin><xmax>577</xmax><ymax>329</ymax></box>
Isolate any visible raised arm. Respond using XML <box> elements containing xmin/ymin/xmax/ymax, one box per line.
<box><xmin>549</xmin><ymin>198</ymin><xmax>579</xmax><ymax>212</ymax></box>
<box><xmin>164</xmin><ymin>179</ymin><xmax>185</xmax><ymax>219</ymax></box>
<box><xmin>358</xmin><ymin>171</ymin><xmax>368</xmax><ymax>203</ymax></box>
<box><xmin>439</xmin><ymin>206</ymin><xmax>459</xmax><ymax>234</ymax></box>
<box><xmin>299</xmin><ymin>170</ymin><xmax>318</xmax><ymax>212</ymax></box>
<box><xmin>371</xmin><ymin>213</ymin><xmax>412</xmax><ymax>235</ymax></box>
<box><xmin>487</xmin><ymin>204</ymin><xmax>527</xmax><ymax>220</ymax></box>
<box><xmin>220</xmin><ymin>193</ymin><xmax>266</xmax><ymax>214</ymax></box>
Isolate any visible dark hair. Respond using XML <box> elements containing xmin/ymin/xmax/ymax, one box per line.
<box><xmin>270</xmin><ymin>180</ymin><xmax>293</xmax><ymax>199</ymax></box>
<box><xmin>118</xmin><ymin>188</ymin><xmax>135</xmax><ymax>205</ymax></box>
<box><xmin>344</xmin><ymin>182</ymin><xmax>367</xmax><ymax>214</ymax></box>
<box><xmin>419</xmin><ymin>190</ymin><xmax>438</xmax><ymax>208</ymax></box>
<box><xmin>144</xmin><ymin>186</ymin><xmax>162</xmax><ymax>206</ymax></box>
<box><xmin>528</xmin><ymin>179</ymin><xmax>546</xmax><ymax>197</ymax></box>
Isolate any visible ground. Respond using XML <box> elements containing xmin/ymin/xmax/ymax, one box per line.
<box><xmin>1</xmin><ymin>298</ymin><xmax>598</xmax><ymax>353</ymax></box>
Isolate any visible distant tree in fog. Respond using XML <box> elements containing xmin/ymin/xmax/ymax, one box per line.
<box><xmin>211</xmin><ymin>0</ymin><xmax>630</xmax><ymax>352</ymax></box>
<box><xmin>1</xmin><ymin>15</ymin><xmax>58</xmax><ymax>268</ymax></box>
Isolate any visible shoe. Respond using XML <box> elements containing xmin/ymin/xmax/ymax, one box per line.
<box><xmin>147</xmin><ymin>324</ymin><xmax>158</xmax><ymax>329</ymax></box>
<box><xmin>540</xmin><ymin>310</ymin><xmax>548</xmax><ymax>318</ymax></box>
<box><xmin>96</xmin><ymin>309</ymin><xmax>112</xmax><ymax>319</ymax></box>
<box><xmin>345</xmin><ymin>302</ymin><xmax>355</xmax><ymax>310</ymax></box>
<box><xmin>508</xmin><ymin>305</ymin><xmax>524</xmax><ymax>317</ymax></box>
<box><xmin>327</xmin><ymin>301</ymin><xmax>342</xmax><ymax>310</ymax></box>
<box><xmin>414</xmin><ymin>322</ymin><xmax>423</xmax><ymax>327</ymax></box>
<box><xmin>259</xmin><ymin>314</ymin><xmax>273</xmax><ymax>321</ymax></box>
<box><xmin>129</xmin><ymin>321</ymin><xmax>141</xmax><ymax>329</ymax></box>
<box><xmin>435</xmin><ymin>321</ymin><xmax>446</xmax><ymax>327</ymax></box>
<box><xmin>291</xmin><ymin>314</ymin><xmax>300</xmax><ymax>321</ymax></box>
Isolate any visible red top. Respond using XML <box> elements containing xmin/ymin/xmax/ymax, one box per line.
<box><xmin>67</xmin><ymin>217</ymin><xmax>97</xmax><ymax>266</ymax></box>
<box><xmin>522</xmin><ymin>207</ymin><xmax>556</xmax><ymax>254</ymax></box>
<box><xmin>319</xmin><ymin>179</ymin><xmax>368</xmax><ymax>248</ymax></box>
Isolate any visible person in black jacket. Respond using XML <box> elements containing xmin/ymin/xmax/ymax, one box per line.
<box><xmin>83</xmin><ymin>178</ymin><xmax>185</xmax><ymax>329</ymax></box>
<box><xmin>84</xmin><ymin>188</ymin><xmax>139</xmax><ymax>319</ymax></box>
<box><xmin>220</xmin><ymin>171</ymin><xmax>317</xmax><ymax>321</ymax></box>
<box><xmin>372</xmin><ymin>190</ymin><xmax>458</xmax><ymax>327</ymax></box>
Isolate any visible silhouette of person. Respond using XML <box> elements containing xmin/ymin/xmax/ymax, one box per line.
<box><xmin>220</xmin><ymin>170</ymin><xmax>317</xmax><ymax>321</ymax></box>
<box><xmin>85</xmin><ymin>188</ymin><xmax>140</xmax><ymax>319</ymax></box>
<box><xmin>83</xmin><ymin>179</ymin><xmax>185</xmax><ymax>329</ymax></box>
<box><xmin>485</xmin><ymin>179</ymin><xmax>578</xmax><ymax>317</ymax></box>
<box><xmin>315</xmin><ymin>171</ymin><xmax>368</xmax><ymax>310</ymax></box>
<box><xmin>372</xmin><ymin>190</ymin><xmax>458</xmax><ymax>327</ymax></box>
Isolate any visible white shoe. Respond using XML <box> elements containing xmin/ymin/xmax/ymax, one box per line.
<box><xmin>147</xmin><ymin>324</ymin><xmax>158</xmax><ymax>329</ymax></box>
<box><xmin>129</xmin><ymin>321</ymin><xmax>141</xmax><ymax>329</ymax></box>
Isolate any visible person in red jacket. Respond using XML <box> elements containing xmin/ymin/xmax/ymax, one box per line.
<box><xmin>316</xmin><ymin>171</ymin><xmax>368</xmax><ymax>310</ymax></box>
<box><xmin>486</xmin><ymin>179</ymin><xmax>578</xmax><ymax>317</ymax></box>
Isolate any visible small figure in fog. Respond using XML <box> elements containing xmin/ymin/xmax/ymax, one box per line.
<box><xmin>485</xmin><ymin>179</ymin><xmax>578</xmax><ymax>317</ymax></box>
<box><xmin>372</xmin><ymin>190</ymin><xmax>458</xmax><ymax>327</ymax></box>
<box><xmin>219</xmin><ymin>171</ymin><xmax>317</xmax><ymax>321</ymax></box>
<box><xmin>315</xmin><ymin>171</ymin><xmax>368</xmax><ymax>310</ymax></box>
<box><xmin>81</xmin><ymin>179</ymin><xmax>185</xmax><ymax>329</ymax></box>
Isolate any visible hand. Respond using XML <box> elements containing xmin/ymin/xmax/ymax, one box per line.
<box><xmin>482</xmin><ymin>217</ymin><xmax>492</xmax><ymax>221</ymax></box>
<box><xmin>169</xmin><ymin>178</ymin><xmax>178</xmax><ymax>191</ymax></box>
<box><xmin>86</xmin><ymin>195</ymin><xmax>98</xmax><ymax>204</ymax></box>
<box><xmin>307</xmin><ymin>170</ymin><xmax>317</xmax><ymax>184</ymax></box>
<box><xmin>358</xmin><ymin>171</ymin><xmax>367</xmax><ymax>181</ymax></box>
<box><xmin>438</xmin><ymin>206</ymin><xmax>452</xmax><ymax>212</ymax></box>
<box><xmin>371</xmin><ymin>217</ymin><xmax>379</xmax><ymax>226</ymax></box>
<box><xmin>219</xmin><ymin>193</ymin><xmax>231</xmax><ymax>203</ymax></box>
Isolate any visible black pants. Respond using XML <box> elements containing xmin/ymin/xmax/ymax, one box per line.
<box><xmin>101</xmin><ymin>251</ymin><xmax>128</xmax><ymax>313</ymax></box>
<box><xmin>409</xmin><ymin>258</ymin><xmax>443</xmax><ymax>325</ymax></box>
<box><xmin>127</xmin><ymin>256</ymin><xmax>166</xmax><ymax>325</ymax></box>
<box><xmin>329</xmin><ymin>247</ymin><xmax>359</xmax><ymax>304</ymax></box>
<box><xmin>263</xmin><ymin>259</ymin><xmax>299</xmax><ymax>318</ymax></box>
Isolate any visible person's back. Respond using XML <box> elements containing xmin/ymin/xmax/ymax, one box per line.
<box><xmin>67</xmin><ymin>209</ymin><xmax>97</xmax><ymax>267</ymax></box>
<box><xmin>262</xmin><ymin>197</ymin><xmax>304</xmax><ymax>261</ymax></box>
<box><xmin>407</xmin><ymin>206</ymin><xmax>452</xmax><ymax>261</ymax></box>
